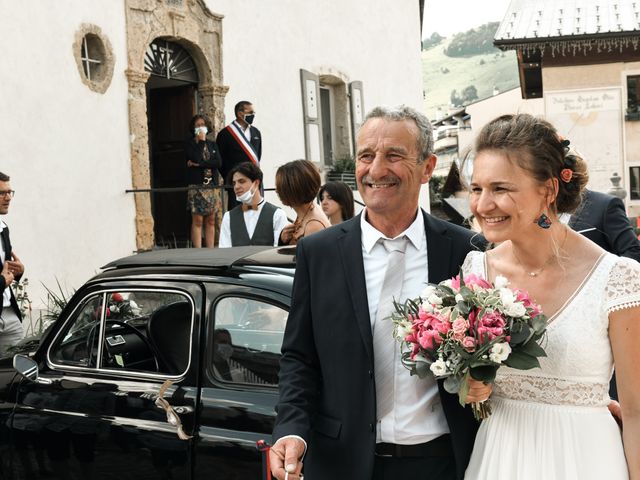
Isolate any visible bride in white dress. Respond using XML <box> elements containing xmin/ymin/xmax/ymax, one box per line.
<box><xmin>461</xmin><ymin>114</ymin><xmax>640</xmax><ymax>480</ymax></box>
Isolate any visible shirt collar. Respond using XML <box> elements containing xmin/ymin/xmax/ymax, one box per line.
<box><xmin>233</xmin><ymin>120</ymin><xmax>250</xmax><ymax>132</ymax></box>
<box><xmin>0</xmin><ymin>220</ymin><xmax>5</xmax><ymax>233</ymax></box>
<box><xmin>360</xmin><ymin>208</ymin><xmax>424</xmax><ymax>254</ymax></box>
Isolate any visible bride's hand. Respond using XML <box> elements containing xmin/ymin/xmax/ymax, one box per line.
<box><xmin>466</xmin><ymin>378</ymin><xmax>493</xmax><ymax>403</ymax></box>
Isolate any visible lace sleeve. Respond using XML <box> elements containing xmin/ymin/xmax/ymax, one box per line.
<box><xmin>461</xmin><ymin>250</ymin><xmax>484</xmax><ymax>277</ymax></box>
<box><xmin>604</xmin><ymin>256</ymin><xmax>640</xmax><ymax>314</ymax></box>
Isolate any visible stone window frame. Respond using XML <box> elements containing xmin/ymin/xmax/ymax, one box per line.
<box><xmin>73</xmin><ymin>24</ymin><xmax>115</xmax><ymax>94</ymax></box>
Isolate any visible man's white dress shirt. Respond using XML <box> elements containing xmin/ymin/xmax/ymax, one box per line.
<box><xmin>360</xmin><ymin>209</ymin><xmax>449</xmax><ymax>444</ymax></box>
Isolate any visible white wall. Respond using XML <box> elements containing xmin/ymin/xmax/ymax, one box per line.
<box><xmin>207</xmin><ymin>0</ymin><xmax>425</xmax><ymax>213</ymax></box>
<box><xmin>0</xmin><ymin>0</ymin><xmax>424</xmax><ymax>317</ymax></box>
<box><xmin>0</xmin><ymin>1</ymin><xmax>135</xmax><ymax>313</ymax></box>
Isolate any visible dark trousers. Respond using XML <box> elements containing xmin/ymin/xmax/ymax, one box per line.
<box><xmin>373</xmin><ymin>454</ymin><xmax>456</xmax><ymax>480</ymax></box>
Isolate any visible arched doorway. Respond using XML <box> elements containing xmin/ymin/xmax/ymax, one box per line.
<box><xmin>145</xmin><ymin>39</ymin><xmax>199</xmax><ymax>247</ymax></box>
<box><xmin>125</xmin><ymin>0</ymin><xmax>227</xmax><ymax>251</ymax></box>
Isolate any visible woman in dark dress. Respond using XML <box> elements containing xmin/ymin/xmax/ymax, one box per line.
<box><xmin>186</xmin><ymin>114</ymin><xmax>223</xmax><ymax>247</ymax></box>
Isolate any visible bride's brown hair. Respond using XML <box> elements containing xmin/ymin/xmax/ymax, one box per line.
<box><xmin>473</xmin><ymin>113</ymin><xmax>588</xmax><ymax>214</ymax></box>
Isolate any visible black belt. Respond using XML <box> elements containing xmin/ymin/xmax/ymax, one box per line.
<box><xmin>375</xmin><ymin>434</ymin><xmax>452</xmax><ymax>458</ymax></box>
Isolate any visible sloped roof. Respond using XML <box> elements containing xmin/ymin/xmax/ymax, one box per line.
<box><xmin>495</xmin><ymin>0</ymin><xmax>640</xmax><ymax>54</ymax></box>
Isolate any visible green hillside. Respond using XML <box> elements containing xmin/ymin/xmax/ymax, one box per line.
<box><xmin>422</xmin><ymin>33</ymin><xmax>520</xmax><ymax>120</ymax></box>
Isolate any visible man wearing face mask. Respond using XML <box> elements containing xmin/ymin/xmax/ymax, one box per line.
<box><xmin>216</xmin><ymin>101</ymin><xmax>262</xmax><ymax>210</ymax></box>
<box><xmin>218</xmin><ymin>162</ymin><xmax>287</xmax><ymax>247</ymax></box>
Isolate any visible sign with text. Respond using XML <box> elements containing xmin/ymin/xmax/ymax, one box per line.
<box><xmin>545</xmin><ymin>88</ymin><xmax>622</xmax><ymax>194</ymax></box>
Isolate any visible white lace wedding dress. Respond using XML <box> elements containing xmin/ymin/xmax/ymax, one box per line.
<box><xmin>462</xmin><ymin>251</ymin><xmax>640</xmax><ymax>480</ymax></box>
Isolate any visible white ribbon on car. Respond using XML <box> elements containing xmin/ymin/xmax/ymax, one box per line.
<box><xmin>156</xmin><ymin>379</ymin><xmax>193</xmax><ymax>440</ymax></box>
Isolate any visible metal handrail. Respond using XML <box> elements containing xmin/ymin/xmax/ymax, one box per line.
<box><xmin>125</xmin><ymin>186</ymin><xmax>365</xmax><ymax>206</ymax></box>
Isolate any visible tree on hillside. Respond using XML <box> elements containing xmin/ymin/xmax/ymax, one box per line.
<box><xmin>462</xmin><ymin>85</ymin><xmax>478</xmax><ymax>103</ymax></box>
<box><xmin>450</xmin><ymin>85</ymin><xmax>479</xmax><ymax>107</ymax></box>
<box><xmin>444</xmin><ymin>22</ymin><xmax>500</xmax><ymax>57</ymax></box>
<box><xmin>450</xmin><ymin>89</ymin><xmax>463</xmax><ymax>107</ymax></box>
<box><xmin>422</xmin><ymin>32</ymin><xmax>444</xmax><ymax>50</ymax></box>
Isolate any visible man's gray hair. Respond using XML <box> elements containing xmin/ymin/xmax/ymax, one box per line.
<box><xmin>362</xmin><ymin>105</ymin><xmax>434</xmax><ymax>162</ymax></box>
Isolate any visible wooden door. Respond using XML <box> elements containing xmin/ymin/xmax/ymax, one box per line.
<box><xmin>148</xmin><ymin>85</ymin><xmax>196</xmax><ymax>247</ymax></box>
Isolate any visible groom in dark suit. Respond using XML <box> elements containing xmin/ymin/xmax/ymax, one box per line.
<box><xmin>271</xmin><ymin>106</ymin><xmax>484</xmax><ymax>480</ymax></box>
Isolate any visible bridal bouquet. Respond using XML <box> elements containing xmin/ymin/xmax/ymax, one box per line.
<box><xmin>391</xmin><ymin>273</ymin><xmax>548</xmax><ymax>420</ymax></box>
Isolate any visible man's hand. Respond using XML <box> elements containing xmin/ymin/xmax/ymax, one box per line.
<box><xmin>6</xmin><ymin>252</ymin><xmax>24</xmax><ymax>277</ymax></box>
<box><xmin>608</xmin><ymin>399</ymin><xmax>622</xmax><ymax>428</ymax></box>
<box><xmin>187</xmin><ymin>160</ymin><xmax>199</xmax><ymax>168</ymax></box>
<box><xmin>1</xmin><ymin>262</ymin><xmax>15</xmax><ymax>286</ymax></box>
<box><xmin>280</xmin><ymin>224</ymin><xmax>295</xmax><ymax>245</ymax></box>
<box><xmin>270</xmin><ymin>437</ymin><xmax>305</xmax><ymax>480</ymax></box>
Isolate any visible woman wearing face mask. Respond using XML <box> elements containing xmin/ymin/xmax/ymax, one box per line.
<box><xmin>276</xmin><ymin>160</ymin><xmax>330</xmax><ymax>245</ymax></box>
<box><xmin>218</xmin><ymin>162</ymin><xmax>288</xmax><ymax>247</ymax></box>
<box><xmin>318</xmin><ymin>181</ymin><xmax>355</xmax><ymax>225</ymax></box>
<box><xmin>186</xmin><ymin>114</ymin><xmax>223</xmax><ymax>248</ymax></box>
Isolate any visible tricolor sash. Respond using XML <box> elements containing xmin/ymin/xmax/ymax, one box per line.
<box><xmin>226</xmin><ymin>123</ymin><xmax>259</xmax><ymax>165</ymax></box>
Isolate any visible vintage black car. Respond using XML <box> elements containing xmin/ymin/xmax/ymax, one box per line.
<box><xmin>0</xmin><ymin>246</ymin><xmax>296</xmax><ymax>479</ymax></box>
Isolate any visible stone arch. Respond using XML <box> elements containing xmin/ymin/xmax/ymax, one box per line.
<box><xmin>125</xmin><ymin>0</ymin><xmax>228</xmax><ymax>250</ymax></box>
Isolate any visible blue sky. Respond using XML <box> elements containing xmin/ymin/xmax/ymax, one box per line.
<box><xmin>422</xmin><ymin>0</ymin><xmax>512</xmax><ymax>38</ymax></box>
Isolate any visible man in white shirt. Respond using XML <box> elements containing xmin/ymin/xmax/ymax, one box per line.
<box><xmin>0</xmin><ymin>171</ymin><xmax>25</xmax><ymax>357</ymax></box>
<box><xmin>270</xmin><ymin>106</ymin><xmax>486</xmax><ymax>480</ymax></box>
<box><xmin>219</xmin><ymin>162</ymin><xmax>287</xmax><ymax>247</ymax></box>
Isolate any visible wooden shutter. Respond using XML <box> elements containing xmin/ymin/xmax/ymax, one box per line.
<box><xmin>300</xmin><ymin>69</ymin><xmax>323</xmax><ymax>163</ymax></box>
<box><xmin>349</xmin><ymin>81</ymin><xmax>364</xmax><ymax>153</ymax></box>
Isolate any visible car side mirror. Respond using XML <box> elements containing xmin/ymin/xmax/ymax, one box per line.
<box><xmin>13</xmin><ymin>354</ymin><xmax>52</xmax><ymax>384</ymax></box>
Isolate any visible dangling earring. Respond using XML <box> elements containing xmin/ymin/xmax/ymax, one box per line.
<box><xmin>534</xmin><ymin>213</ymin><xmax>552</xmax><ymax>229</ymax></box>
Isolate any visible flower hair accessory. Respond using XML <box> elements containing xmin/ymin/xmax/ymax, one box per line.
<box><xmin>560</xmin><ymin>168</ymin><xmax>573</xmax><ymax>183</ymax></box>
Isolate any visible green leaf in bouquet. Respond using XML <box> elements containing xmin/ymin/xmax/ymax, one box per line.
<box><xmin>458</xmin><ymin>372</ymin><xmax>471</xmax><ymax>407</ymax></box>
<box><xmin>415</xmin><ymin>358</ymin><xmax>432</xmax><ymax>378</ymax></box>
<box><xmin>518</xmin><ymin>339</ymin><xmax>547</xmax><ymax>358</ymax></box>
<box><xmin>459</xmin><ymin>285</ymin><xmax>475</xmax><ymax>300</ymax></box>
<box><xmin>531</xmin><ymin>315</ymin><xmax>548</xmax><ymax>334</ymax></box>
<box><xmin>450</xmin><ymin>308</ymin><xmax>459</xmax><ymax>322</ymax></box>
<box><xmin>509</xmin><ymin>323</ymin><xmax>532</xmax><ymax>345</ymax></box>
<box><xmin>456</xmin><ymin>301</ymin><xmax>471</xmax><ymax>315</ymax></box>
<box><xmin>443</xmin><ymin>375</ymin><xmax>461</xmax><ymax>394</ymax></box>
<box><xmin>503</xmin><ymin>350</ymin><xmax>541</xmax><ymax>370</ymax></box>
<box><xmin>469</xmin><ymin>365</ymin><xmax>498</xmax><ymax>383</ymax></box>
<box><xmin>436</xmin><ymin>284</ymin><xmax>456</xmax><ymax>297</ymax></box>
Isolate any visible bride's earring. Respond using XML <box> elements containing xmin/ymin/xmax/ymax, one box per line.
<box><xmin>534</xmin><ymin>213</ymin><xmax>552</xmax><ymax>229</ymax></box>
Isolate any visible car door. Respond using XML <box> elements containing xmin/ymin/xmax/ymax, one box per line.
<box><xmin>6</xmin><ymin>280</ymin><xmax>202</xmax><ymax>480</ymax></box>
<box><xmin>193</xmin><ymin>281</ymin><xmax>290</xmax><ymax>479</ymax></box>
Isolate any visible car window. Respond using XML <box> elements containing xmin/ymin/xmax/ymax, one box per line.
<box><xmin>213</xmin><ymin>296</ymin><xmax>287</xmax><ymax>386</ymax></box>
<box><xmin>50</xmin><ymin>290</ymin><xmax>193</xmax><ymax>376</ymax></box>
<box><xmin>50</xmin><ymin>294</ymin><xmax>103</xmax><ymax>367</ymax></box>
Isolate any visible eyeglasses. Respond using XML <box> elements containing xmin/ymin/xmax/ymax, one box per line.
<box><xmin>0</xmin><ymin>190</ymin><xmax>15</xmax><ymax>198</ymax></box>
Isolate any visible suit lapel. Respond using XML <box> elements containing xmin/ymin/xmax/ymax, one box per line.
<box><xmin>337</xmin><ymin>215</ymin><xmax>374</xmax><ymax>363</ymax></box>
<box><xmin>423</xmin><ymin>211</ymin><xmax>453</xmax><ymax>283</ymax></box>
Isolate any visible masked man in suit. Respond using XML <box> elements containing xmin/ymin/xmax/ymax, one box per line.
<box><xmin>216</xmin><ymin>101</ymin><xmax>262</xmax><ymax>211</ymax></box>
<box><xmin>270</xmin><ymin>106</ymin><xmax>487</xmax><ymax>480</ymax></box>
<box><xmin>0</xmin><ymin>171</ymin><xmax>25</xmax><ymax>357</ymax></box>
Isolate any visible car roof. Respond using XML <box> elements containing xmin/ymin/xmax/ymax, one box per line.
<box><xmin>102</xmin><ymin>246</ymin><xmax>297</xmax><ymax>271</ymax></box>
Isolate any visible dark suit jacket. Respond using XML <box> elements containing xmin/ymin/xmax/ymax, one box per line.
<box><xmin>569</xmin><ymin>190</ymin><xmax>640</xmax><ymax>262</ymax></box>
<box><xmin>0</xmin><ymin>225</ymin><xmax>22</xmax><ymax>322</ymax></box>
<box><xmin>216</xmin><ymin>124</ymin><xmax>262</xmax><ymax>181</ymax></box>
<box><xmin>273</xmin><ymin>211</ymin><xmax>483</xmax><ymax>480</ymax></box>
